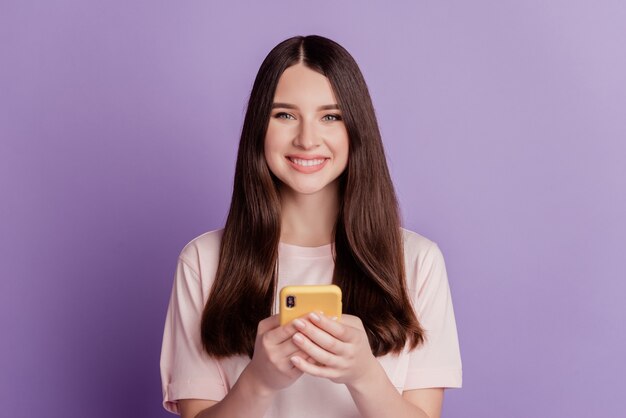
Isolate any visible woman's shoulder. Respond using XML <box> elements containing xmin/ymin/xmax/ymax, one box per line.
<box><xmin>399</xmin><ymin>227</ymin><xmax>439</xmax><ymax>255</ymax></box>
<box><xmin>399</xmin><ymin>227</ymin><xmax>448</xmax><ymax>287</ymax></box>
<box><xmin>177</xmin><ymin>228</ymin><xmax>224</xmax><ymax>278</ymax></box>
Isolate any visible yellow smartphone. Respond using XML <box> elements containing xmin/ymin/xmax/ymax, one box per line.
<box><xmin>279</xmin><ymin>284</ymin><xmax>342</xmax><ymax>326</ymax></box>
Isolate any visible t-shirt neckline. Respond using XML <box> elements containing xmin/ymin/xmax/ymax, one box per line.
<box><xmin>278</xmin><ymin>241</ymin><xmax>334</xmax><ymax>258</ymax></box>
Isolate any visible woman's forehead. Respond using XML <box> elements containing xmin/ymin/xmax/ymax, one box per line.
<box><xmin>273</xmin><ymin>64</ymin><xmax>338</xmax><ymax>107</ymax></box>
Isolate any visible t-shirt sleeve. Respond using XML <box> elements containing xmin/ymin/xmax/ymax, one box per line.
<box><xmin>160</xmin><ymin>256</ymin><xmax>227</xmax><ymax>414</ymax></box>
<box><xmin>403</xmin><ymin>243</ymin><xmax>462</xmax><ymax>390</ymax></box>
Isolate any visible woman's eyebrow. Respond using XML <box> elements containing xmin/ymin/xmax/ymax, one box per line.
<box><xmin>271</xmin><ymin>102</ymin><xmax>341</xmax><ymax>111</ymax></box>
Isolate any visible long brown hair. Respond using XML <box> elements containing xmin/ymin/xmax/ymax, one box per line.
<box><xmin>201</xmin><ymin>35</ymin><xmax>424</xmax><ymax>358</ymax></box>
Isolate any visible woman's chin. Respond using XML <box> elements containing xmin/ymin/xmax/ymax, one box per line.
<box><xmin>281</xmin><ymin>182</ymin><xmax>330</xmax><ymax>196</ymax></box>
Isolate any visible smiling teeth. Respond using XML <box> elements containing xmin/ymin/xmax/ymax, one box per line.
<box><xmin>290</xmin><ymin>158</ymin><xmax>326</xmax><ymax>166</ymax></box>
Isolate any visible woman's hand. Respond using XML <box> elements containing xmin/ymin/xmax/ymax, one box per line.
<box><xmin>244</xmin><ymin>314</ymin><xmax>312</xmax><ymax>395</ymax></box>
<box><xmin>288</xmin><ymin>312</ymin><xmax>380</xmax><ymax>388</ymax></box>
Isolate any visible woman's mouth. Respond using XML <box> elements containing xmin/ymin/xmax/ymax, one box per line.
<box><xmin>287</xmin><ymin>157</ymin><xmax>327</xmax><ymax>167</ymax></box>
<box><xmin>286</xmin><ymin>156</ymin><xmax>329</xmax><ymax>173</ymax></box>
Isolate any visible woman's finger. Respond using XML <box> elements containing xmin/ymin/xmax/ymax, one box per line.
<box><xmin>263</xmin><ymin>320</ymin><xmax>299</xmax><ymax>345</ymax></box>
<box><xmin>292</xmin><ymin>317</ymin><xmax>345</xmax><ymax>355</ymax></box>
<box><xmin>256</xmin><ymin>314</ymin><xmax>280</xmax><ymax>335</ymax></box>
<box><xmin>291</xmin><ymin>331</ymin><xmax>339</xmax><ymax>367</ymax></box>
<box><xmin>305</xmin><ymin>311</ymin><xmax>357</xmax><ymax>343</ymax></box>
<box><xmin>290</xmin><ymin>355</ymin><xmax>335</xmax><ymax>379</ymax></box>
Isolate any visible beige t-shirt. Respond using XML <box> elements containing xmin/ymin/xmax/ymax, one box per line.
<box><xmin>160</xmin><ymin>228</ymin><xmax>462</xmax><ymax>416</ymax></box>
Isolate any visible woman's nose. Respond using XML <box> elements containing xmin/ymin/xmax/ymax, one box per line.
<box><xmin>293</xmin><ymin>119</ymin><xmax>321</xmax><ymax>149</ymax></box>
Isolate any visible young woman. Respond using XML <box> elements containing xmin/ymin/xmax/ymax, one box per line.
<box><xmin>160</xmin><ymin>35</ymin><xmax>462</xmax><ymax>418</ymax></box>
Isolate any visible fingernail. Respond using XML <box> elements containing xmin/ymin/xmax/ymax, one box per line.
<box><xmin>293</xmin><ymin>319</ymin><xmax>306</xmax><ymax>329</ymax></box>
<box><xmin>290</xmin><ymin>356</ymin><xmax>300</xmax><ymax>364</ymax></box>
<box><xmin>331</xmin><ymin>316</ymin><xmax>338</xmax><ymax>321</ymax></box>
<box><xmin>309</xmin><ymin>312</ymin><xmax>321</xmax><ymax>322</ymax></box>
<box><xmin>293</xmin><ymin>333</ymin><xmax>304</xmax><ymax>343</ymax></box>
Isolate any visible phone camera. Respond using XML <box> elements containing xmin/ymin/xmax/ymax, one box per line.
<box><xmin>286</xmin><ymin>295</ymin><xmax>296</xmax><ymax>308</ymax></box>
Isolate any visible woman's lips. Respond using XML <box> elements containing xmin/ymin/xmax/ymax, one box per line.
<box><xmin>286</xmin><ymin>156</ymin><xmax>329</xmax><ymax>173</ymax></box>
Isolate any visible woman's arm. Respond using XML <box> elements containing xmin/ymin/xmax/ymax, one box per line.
<box><xmin>179</xmin><ymin>399</ymin><xmax>217</xmax><ymax>418</ymax></box>
<box><xmin>402</xmin><ymin>388</ymin><xmax>444</xmax><ymax>418</ymax></box>
<box><xmin>289</xmin><ymin>313</ymin><xmax>440</xmax><ymax>418</ymax></box>
<box><xmin>178</xmin><ymin>315</ymin><xmax>310</xmax><ymax>418</ymax></box>
<box><xmin>179</xmin><ymin>366</ymin><xmax>276</xmax><ymax>418</ymax></box>
<box><xmin>179</xmin><ymin>382</ymin><xmax>444</xmax><ymax>418</ymax></box>
<box><xmin>346</xmin><ymin>362</ymin><xmax>443</xmax><ymax>418</ymax></box>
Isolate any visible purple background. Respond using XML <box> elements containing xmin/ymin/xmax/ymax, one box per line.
<box><xmin>1</xmin><ymin>1</ymin><xmax>624</xmax><ymax>417</ymax></box>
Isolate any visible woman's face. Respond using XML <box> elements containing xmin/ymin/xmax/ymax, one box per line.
<box><xmin>264</xmin><ymin>63</ymin><xmax>349</xmax><ymax>196</ymax></box>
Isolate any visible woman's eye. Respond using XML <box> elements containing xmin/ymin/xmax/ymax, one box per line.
<box><xmin>323</xmin><ymin>114</ymin><xmax>342</xmax><ymax>122</ymax></box>
<box><xmin>275</xmin><ymin>112</ymin><xmax>294</xmax><ymax>120</ymax></box>
<box><xmin>274</xmin><ymin>112</ymin><xmax>342</xmax><ymax>121</ymax></box>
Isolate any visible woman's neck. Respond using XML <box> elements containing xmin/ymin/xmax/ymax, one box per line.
<box><xmin>279</xmin><ymin>183</ymin><xmax>339</xmax><ymax>247</ymax></box>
